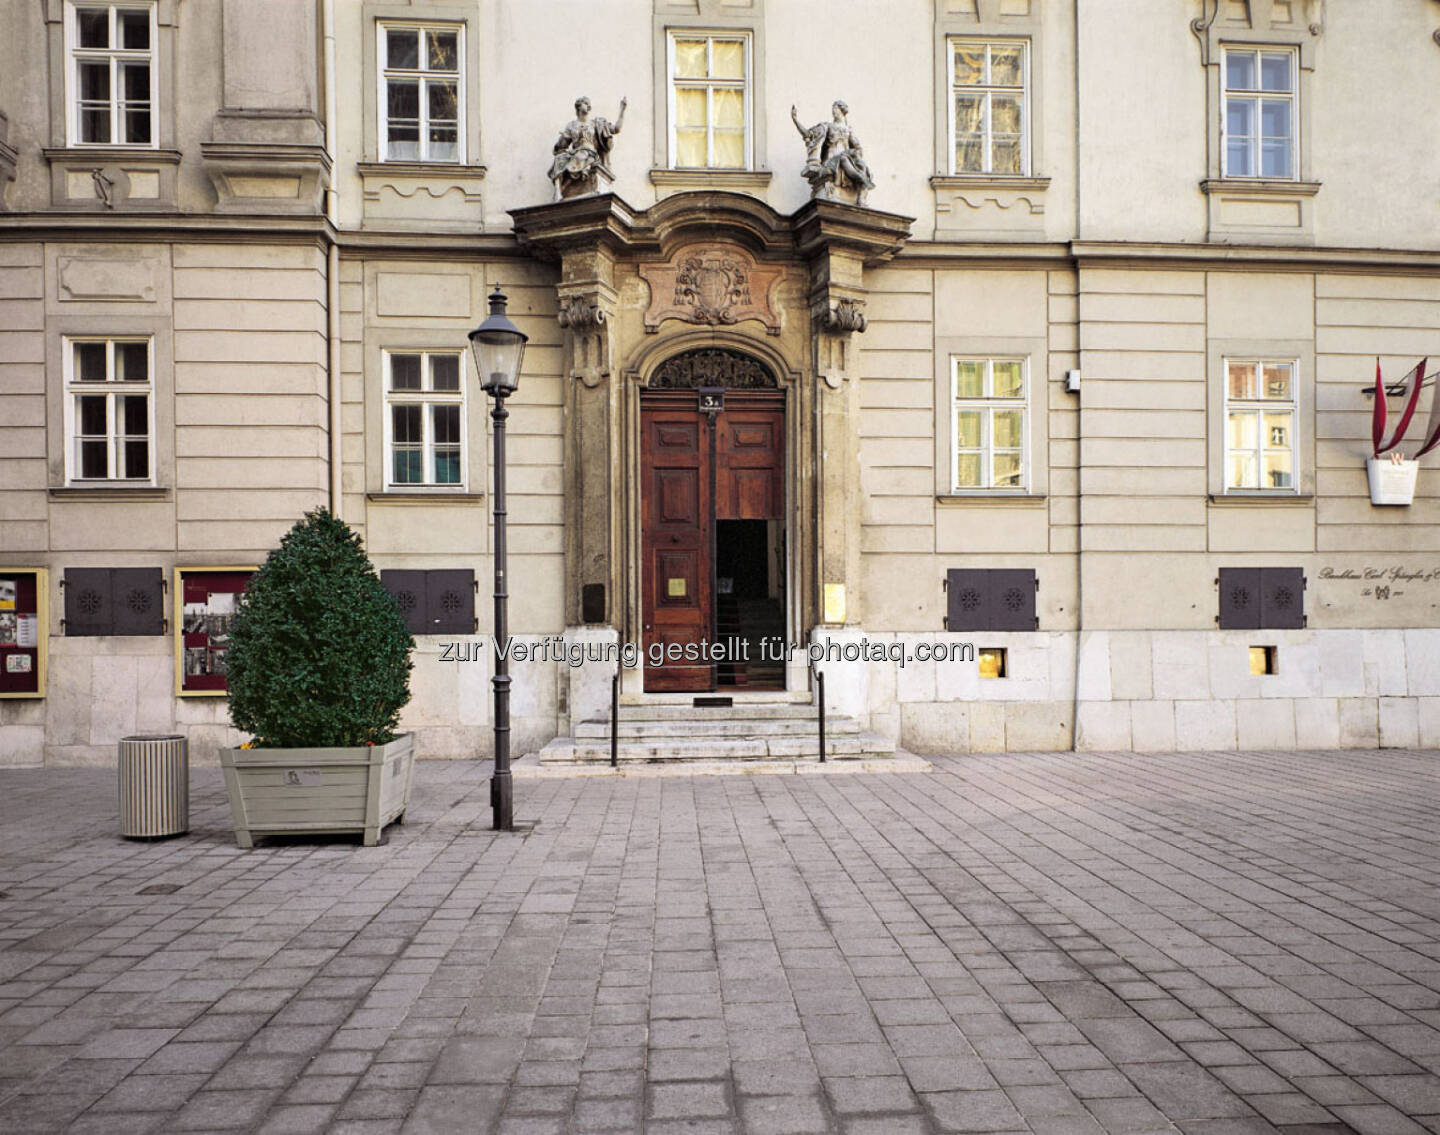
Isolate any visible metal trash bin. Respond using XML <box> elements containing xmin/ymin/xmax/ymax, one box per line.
<box><xmin>118</xmin><ymin>734</ymin><xmax>189</xmax><ymax>839</ymax></box>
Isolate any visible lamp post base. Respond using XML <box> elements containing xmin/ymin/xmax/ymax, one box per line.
<box><xmin>490</xmin><ymin>771</ymin><xmax>513</xmax><ymax>831</ymax></box>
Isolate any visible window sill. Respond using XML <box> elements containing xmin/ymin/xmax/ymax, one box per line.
<box><xmin>930</xmin><ymin>174</ymin><xmax>1050</xmax><ymax>191</ymax></box>
<box><xmin>1200</xmin><ymin>178</ymin><xmax>1321</xmax><ymax>196</ymax></box>
<box><xmin>937</xmin><ymin>492</ymin><xmax>1047</xmax><ymax>507</ymax></box>
<box><xmin>649</xmin><ymin>168</ymin><xmax>772</xmax><ymax>197</ymax></box>
<box><xmin>367</xmin><ymin>491</ymin><xmax>484</xmax><ymax>504</ymax></box>
<box><xmin>50</xmin><ymin>485</ymin><xmax>169</xmax><ymax>501</ymax></box>
<box><xmin>357</xmin><ymin>160</ymin><xmax>487</xmax><ymax>179</ymax></box>
<box><xmin>931</xmin><ymin>175</ymin><xmax>1050</xmax><ymax>239</ymax></box>
<box><xmin>45</xmin><ymin>146</ymin><xmax>179</xmax><ymax>162</ymax></box>
<box><xmin>1208</xmin><ymin>492</ymin><xmax>1314</xmax><ymax>506</ymax></box>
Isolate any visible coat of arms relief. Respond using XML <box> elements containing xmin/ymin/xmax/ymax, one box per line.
<box><xmin>639</xmin><ymin>244</ymin><xmax>784</xmax><ymax>335</ymax></box>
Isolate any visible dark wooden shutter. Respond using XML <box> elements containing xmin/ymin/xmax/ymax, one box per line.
<box><xmin>425</xmin><ymin>570</ymin><xmax>474</xmax><ymax>634</ymax></box>
<box><xmin>945</xmin><ymin>569</ymin><xmax>1037</xmax><ymax>631</ymax></box>
<box><xmin>381</xmin><ymin>570</ymin><xmax>428</xmax><ymax>635</ymax></box>
<box><xmin>111</xmin><ymin>568</ymin><xmax>164</xmax><ymax>635</ymax></box>
<box><xmin>1217</xmin><ymin>568</ymin><xmax>1262</xmax><ymax>629</ymax></box>
<box><xmin>1259</xmin><ymin>567</ymin><xmax>1305</xmax><ymax>629</ymax></box>
<box><xmin>64</xmin><ymin>568</ymin><xmax>113</xmax><ymax>636</ymax></box>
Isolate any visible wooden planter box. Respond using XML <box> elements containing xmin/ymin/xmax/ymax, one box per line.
<box><xmin>219</xmin><ymin>734</ymin><xmax>414</xmax><ymax>848</ymax></box>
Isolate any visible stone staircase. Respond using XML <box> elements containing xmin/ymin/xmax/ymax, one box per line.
<box><xmin>533</xmin><ymin>699</ymin><xmax>896</xmax><ymax>765</ymax></box>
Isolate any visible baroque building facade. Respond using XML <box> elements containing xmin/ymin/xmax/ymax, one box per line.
<box><xmin>2</xmin><ymin>0</ymin><xmax>1439</xmax><ymax>767</ymax></box>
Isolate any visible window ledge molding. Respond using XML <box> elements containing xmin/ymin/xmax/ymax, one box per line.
<box><xmin>50</xmin><ymin>486</ymin><xmax>170</xmax><ymax>501</ymax></box>
<box><xmin>937</xmin><ymin>492</ymin><xmax>1047</xmax><ymax>507</ymax></box>
<box><xmin>357</xmin><ymin>160</ymin><xmax>486</xmax><ymax>180</ymax></box>
<box><xmin>1201</xmin><ymin>179</ymin><xmax>1319</xmax><ymax>244</ymax></box>
<box><xmin>931</xmin><ymin>174</ymin><xmax>1050</xmax><ymax>191</ymax></box>
<box><xmin>43</xmin><ymin>146</ymin><xmax>180</xmax><ymax>163</ymax></box>
<box><xmin>1200</xmin><ymin>178</ymin><xmax>1320</xmax><ymax>197</ymax></box>
<box><xmin>649</xmin><ymin>168</ymin><xmax>772</xmax><ymax>198</ymax></box>
<box><xmin>932</xmin><ymin>175</ymin><xmax>1050</xmax><ymax>240</ymax></box>
<box><xmin>367</xmin><ymin>491</ymin><xmax>484</xmax><ymax>503</ymax></box>
<box><xmin>357</xmin><ymin>163</ymin><xmax>487</xmax><ymax>229</ymax></box>
<box><xmin>43</xmin><ymin>148</ymin><xmax>183</xmax><ymax>211</ymax></box>
<box><xmin>1207</xmin><ymin>492</ymin><xmax>1314</xmax><ymax>506</ymax></box>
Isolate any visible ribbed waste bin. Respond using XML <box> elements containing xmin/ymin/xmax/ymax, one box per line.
<box><xmin>118</xmin><ymin>734</ymin><xmax>189</xmax><ymax>838</ymax></box>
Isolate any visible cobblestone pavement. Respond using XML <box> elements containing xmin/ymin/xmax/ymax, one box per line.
<box><xmin>1</xmin><ymin>750</ymin><xmax>1438</xmax><ymax>1135</ymax></box>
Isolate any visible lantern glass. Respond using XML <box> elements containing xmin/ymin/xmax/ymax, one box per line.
<box><xmin>468</xmin><ymin>286</ymin><xmax>527</xmax><ymax>396</ymax></box>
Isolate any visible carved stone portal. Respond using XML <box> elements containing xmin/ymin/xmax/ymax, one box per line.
<box><xmin>639</xmin><ymin>243</ymin><xmax>784</xmax><ymax>335</ymax></box>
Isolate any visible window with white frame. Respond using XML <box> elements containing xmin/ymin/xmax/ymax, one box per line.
<box><xmin>952</xmin><ymin>358</ymin><xmax>1027</xmax><ymax>491</ymax></box>
<box><xmin>1225</xmin><ymin>360</ymin><xmax>1296</xmax><ymax>491</ymax></box>
<box><xmin>668</xmin><ymin>32</ymin><xmax>750</xmax><ymax>169</ymax></box>
<box><xmin>67</xmin><ymin>2</ymin><xmax>156</xmax><ymax>146</ymax></box>
<box><xmin>950</xmin><ymin>39</ymin><xmax>1028</xmax><ymax>175</ymax></box>
<box><xmin>379</xmin><ymin>23</ymin><xmax>462</xmax><ymax>162</ymax></box>
<box><xmin>64</xmin><ymin>337</ymin><xmax>153</xmax><ymax>482</ymax></box>
<box><xmin>1222</xmin><ymin>47</ymin><xmax>1295</xmax><ymax>179</ymax></box>
<box><xmin>384</xmin><ymin>351</ymin><xmax>465</xmax><ymax>488</ymax></box>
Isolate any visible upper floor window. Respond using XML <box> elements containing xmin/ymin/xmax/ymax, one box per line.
<box><xmin>1225</xmin><ymin>359</ymin><xmax>1296</xmax><ymax>491</ymax></box>
<box><xmin>64</xmin><ymin>337</ymin><xmax>153</xmax><ymax>482</ymax></box>
<box><xmin>67</xmin><ymin>2</ymin><xmax>156</xmax><ymax>147</ymax></box>
<box><xmin>668</xmin><ymin>32</ymin><xmax>750</xmax><ymax>169</ymax></box>
<box><xmin>952</xmin><ymin>358</ymin><xmax>1027</xmax><ymax>491</ymax></box>
<box><xmin>949</xmin><ymin>39</ymin><xmax>1028</xmax><ymax>175</ymax></box>
<box><xmin>1222</xmin><ymin>47</ymin><xmax>1295</xmax><ymax>179</ymax></box>
<box><xmin>379</xmin><ymin>23</ymin><xmax>462</xmax><ymax>162</ymax></box>
<box><xmin>384</xmin><ymin>351</ymin><xmax>465</xmax><ymax>488</ymax></box>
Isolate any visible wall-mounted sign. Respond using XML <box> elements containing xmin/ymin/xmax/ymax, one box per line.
<box><xmin>0</xmin><ymin>570</ymin><xmax>48</xmax><ymax>698</ymax></box>
<box><xmin>175</xmin><ymin>567</ymin><xmax>256</xmax><ymax>695</ymax></box>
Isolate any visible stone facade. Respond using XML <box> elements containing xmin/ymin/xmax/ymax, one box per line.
<box><xmin>2</xmin><ymin>1</ymin><xmax>1439</xmax><ymax>766</ymax></box>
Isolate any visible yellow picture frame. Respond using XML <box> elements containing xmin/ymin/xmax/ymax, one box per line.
<box><xmin>174</xmin><ymin>566</ymin><xmax>257</xmax><ymax>698</ymax></box>
<box><xmin>0</xmin><ymin>568</ymin><xmax>49</xmax><ymax>699</ymax></box>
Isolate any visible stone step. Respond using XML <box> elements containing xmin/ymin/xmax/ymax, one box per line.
<box><xmin>609</xmin><ymin>702</ymin><xmax>819</xmax><ymax>722</ymax></box>
<box><xmin>534</xmin><ymin>733</ymin><xmax>895</xmax><ymax>765</ymax></box>
<box><xmin>574</xmin><ymin>716</ymin><xmax>861</xmax><ymax>741</ymax></box>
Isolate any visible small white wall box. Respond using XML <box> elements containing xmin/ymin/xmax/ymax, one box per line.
<box><xmin>1064</xmin><ymin>370</ymin><xmax>1081</xmax><ymax>394</ymax></box>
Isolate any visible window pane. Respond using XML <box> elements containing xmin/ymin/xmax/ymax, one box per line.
<box><xmin>1226</xmin><ymin>51</ymin><xmax>1256</xmax><ymax>90</ymax></box>
<box><xmin>387</xmin><ymin>123</ymin><xmax>419</xmax><ymax>159</ymax></box>
<box><xmin>75</xmin><ymin>342</ymin><xmax>108</xmax><ymax>382</ymax></box>
<box><xmin>991</xmin><ymin>137</ymin><xmax>1022</xmax><ymax>175</ymax></box>
<box><xmin>954</xmin><ymin>93</ymin><xmax>985</xmax><ymax>134</ymax></box>
<box><xmin>992</xmin><ymin>410</ymin><xmax>1022</xmax><ymax>448</ymax></box>
<box><xmin>992</xmin><ymin>451</ymin><xmax>1022</xmax><ymax>488</ymax></box>
<box><xmin>122</xmin><ymin>438</ymin><xmax>148</xmax><ymax>479</ymax></box>
<box><xmin>77</xmin><ymin>394</ymin><xmax>107</xmax><ymax>435</ymax></box>
<box><xmin>713</xmin><ymin>88</ymin><xmax>744</xmax><ymax>128</ymax></box>
<box><xmin>1260</xmin><ymin>140</ymin><xmax>1290</xmax><ymax>179</ymax></box>
<box><xmin>675</xmin><ymin>88</ymin><xmax>708</xmax><ymax>129</ymax></box>
<box><xmin>81</xmin><ymin>108</ymin><xmax>111</xmax><ymax>144</ymax></box>
<box><xmin>393</xmin><ymin>450</ymin><xmax>422</xmax><ymax>484</ymax></box>
<box><xmin>117</xmin><ymin>342</ymin><xmax>147</xmax><ymax>381</ymax></box>
<box><xmin>953</xmin><ymin>45</ymin><xmax>985</xmax><ymax>86</ymax></box>
<box><xmin>1227</xmin><ymin>362</ymin><xmax>1256</xmax><ymax>400</ymax></box>
<box><xmin>955</xmin><ymin>451</ymin><xmax>982</xmax><ymax>488</ymax></box>
<box><xmin>989</xmin><ymin>45</ymin><xmax>1023</xmax><ymax>86</ymax></box>
<box><xmin>80</xmin><ymin>438</ymin><xmax>108</xmax><ymax>478</ymax></box>
<box><xmin>390</xmin><ymin>355</ymin><xmax>422</xmax><ymax>391</ymax></box>
<box><xmin>428</xmin><ymin>81</ymin><xmax>457</xmax><ymax>123</ymax></box>
<box><xmin>1263</xmin><ymin>412</ymin><xmax>1292</xmax><ymax>450</ymax></box>
<box><xmin>711</xmin><ymin>40</ymin><xmax>744</xmax><ymax>80</ymax></box>
<box><xmin>388</xmin><ymin>80</ymin><xmax>419</xmax><ymax>120</ymax></box>
<box><xmin>433</xmin><ymin>448</ymin><xmax>461</xmax><ymax>485</ymax></box>
<box><xmin>430</xmin><ymin>355</ymin><xmax>460</xmax><ymax>391</ymax></box>
<box><xmin>1262</xmin><ymin>364</ymin><xmax>1292</xmax><ymax>400</ymax></box>
<box><xmin>673</xmin><ymin>39</ymin><xmax>707</xmax><ymax>78</ymax></box>
<box><xmin>675</xmin><ymin>130</ymin><xmax>706</xmax><ymax>167</ymax></box>
<box><xmin>121</xmin><ymin>62</ymin><xmax>149</xmax><ymax>102</ymax></box>
<box><xmin>392</xmin><ymin>404</ymin><xmax>421</xmax><ymax>444</ymax></box>
<box><xmin>1226</xmin><ymin>98</ymin><xmax>1254</xmax><ymax>140</ymax></box>
<box><xmin>119</xmin><ymin>394</ymin><xmax>147</xmax><ymax>435</ymax></box>
<box><xmin>123</xmin><ymin>107</ymin><xmax>151</xmax><ymax>145</ymax></box>
<box><xmin>77</xmin><ymin>8</ymin><xmax>109</xmax><ymax>48</ymax></box>
<box><xmin>427</xmin><ymin>30</ymin><xmax>458</xmax><ymax>72</ymax></box>
<box><xmin>954</xmin><ymin>360</ymin><xmax>984</xmax><ymax>398</ymax></box>
<box><xmin>432</xmin><ymin>404</ymin><xmax>460</xmax><ymax>445</ymax></box>
<box><xmin>1262</xmin><ymin>451</ymin><xmax>1292</xmax><ymax>489</ymax></box>
<box><xmin>712</xmin><ymin>130</ymin><xmax>745</xmax><ymax>169</ymax></box>
<box><xmin>1227</xmin><ymin>410</ymin><xmax>1258</xmax><ymax>450</ymax></box>
<box><xmin>955</xmin><ymin>135</ymin><xmax>984</xmax><ymax>173</ymax></box>
<box><xmin>1228</xmin><ymin>452</ymin><xmax>1257</xmax><ymax>489</ymax></box>
<box><xmin>992</xmin><ymin>362</ymin><xmax>1023</xmax><ymax>398</ymax></box>
<box><xmin>1260</xmin><ymin>99</ymin><xmax>1290</xmax><ymax>140</ymax></box>
<box><xmin>119</xmin><ymin>9</ymin><xmax>149</xmax><ymax>50</ymax></box>
<box><xmin>387</xmin><ymin>28</ymin><xmax>419</xmax><ymax>69</ymax></box>
<box><xmin>1260</xmin><ymin>52</ymin><xmax>1292</xmax><ymax>92</ymax></box>
<box><xmin>955</xmin><ymin>410</ymin><xmax>981</xmax><ymax>448</ymax></box>
<box><xmin>991</xmin><ymin>96</ymin><xmax>1022</xmax><ymax>135</ymax></box>
<box><xmin>80</xmin><ymin>61</ymin><xmax>111</xmax><ymax>102</ymax></box>
<box><xmin>427</xmin><ymin>126</ymin><xmax>457</xmax><ymax>162</ymax></box>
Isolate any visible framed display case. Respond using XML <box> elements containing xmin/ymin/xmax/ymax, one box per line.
<box><xmin>0</xmin><ymin>569</ymin><xmax>48</xmax><ymax>698</ymax></box>
<box><xmin>174</xmin><ymin>567</ymin><xmax>256</xmax><ymax>696</ymax></box>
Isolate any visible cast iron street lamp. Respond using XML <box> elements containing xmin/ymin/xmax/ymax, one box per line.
<box><xmin>469</xmin><ymin>285</ymin><xmax>527</xmax><ymax>831</ymax></box>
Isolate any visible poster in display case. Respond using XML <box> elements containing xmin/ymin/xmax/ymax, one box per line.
<box><xmin>175</xmin><ymin>567</ymin><xmax>255</xmax><ymax>695</ymax></box>
<box><xmin>0</xmin><ymin>569</ymin><xmax>48</xmax><ymax>698</ymax></box>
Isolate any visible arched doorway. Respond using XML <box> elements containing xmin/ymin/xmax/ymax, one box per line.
<box><xmin>640</xmin><ymin>349</ymin><xmax>786</xmax><ymax>693</ymax></box>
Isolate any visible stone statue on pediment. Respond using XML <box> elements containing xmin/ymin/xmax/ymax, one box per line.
<box><xmin>548</xmin><ymin>95</ymin><xmax>626</xmax><ymax>201</ymax></box>
<box><xmin>791</xmin><ymin>100</ymin><xmax>875</xmax><ymax>207</ymax></box>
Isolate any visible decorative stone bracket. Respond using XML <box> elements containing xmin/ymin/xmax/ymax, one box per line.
<box><xmin>557</xmin><ymin>286</ymin><xmax>617</xmax><ymax>389</ymax></box>
<box><xmin>1192</xmin><ymin>0</ymin><xmax>1325</xmax><ymax>66</ymax></box>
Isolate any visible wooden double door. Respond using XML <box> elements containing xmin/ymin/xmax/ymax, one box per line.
<box><xmin>641</xmin><ymin>389</ymin><xmax>785</xmax><ymax>692</ymax></box>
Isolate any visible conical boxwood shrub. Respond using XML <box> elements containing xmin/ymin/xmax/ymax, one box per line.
<box><xmin>226</xmin><ymin>508</ymin><xmax>414</xmax><ymax>748</ymax></box>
